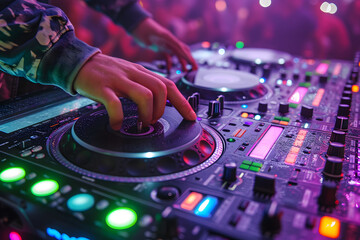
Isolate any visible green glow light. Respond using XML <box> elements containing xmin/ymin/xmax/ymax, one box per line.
<box><xmin>67</xmin><ymin>193</ymin><xmax>95</xmax><ymax>212</ymax></box>
<box><xmin>106</xmin><ymin>208</ymin><xmax>137</xmax><ymax>230</ymax></box>
<box><xmin>0</xmin><ymin>167</ymin><xmax>26</xmax><ymax>182</ymax></box>
<box><xmin>236</xmin><ymin>41</ymin><xmax>244</xmax><ymax>49</ymax></box>
<box><xmin>31</xmin><ymin>179</ymin><xmax>59</xmax><ymax>197</ymax></box>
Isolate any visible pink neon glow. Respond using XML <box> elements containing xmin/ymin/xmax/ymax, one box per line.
<box><xmin>9</xmin><ymin>232</ymin><xmax>22</xmax><ymax>240</ymax></box>
<box><xmin>249</xmin><ymin>126</ymin><xmax>283</xmax><ymax>159</ymax></box>
<box><xmin>288</xmin><ymin>87</ymin><xmax>308</xmax><ymax>104</ymax></box>
<box><xmin>333</xmin><ymin>63</ymin><xmax>342</xmax><ymax>76</ymax></box>
<box><xmin>315</xmin><ymin>63</ymin><xmax>329</xmax><ymax>75</ymax></box>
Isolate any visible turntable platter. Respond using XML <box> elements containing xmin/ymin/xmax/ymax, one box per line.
<box><xmin>194</xmin><ymin>68</ymin><xmax>259</xmax><ymax>90</ymax></box>
<box><xmin>231</xmin><ymin>48</ymin><xmax>292</xmax><ymax>65</ymax></box>
<box><xmin>176</xmin><ymin>68</ymin><xmax>270</xmax><ymax>102</ymax></box>
<box><xmin>48</xmin><ymin>103</ymin><xmax>223</xmax><ymax>182</ymax></box>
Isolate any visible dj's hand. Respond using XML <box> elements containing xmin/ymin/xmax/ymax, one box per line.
<box><xmin>132</xmin><ymin>18</ymin><xmax>198</xmax><ymax>72</ymax></box>
<box><xmin>74</xmin><ymin>53</ymin><xmax>197</xmax><ymax>130</ymax></box>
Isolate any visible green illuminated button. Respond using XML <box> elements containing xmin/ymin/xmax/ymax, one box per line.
<box><xmin>239</xmin><ymin>164</ymin><xmax>249</xmax><ymax>170</ymax></box>
<box><xmin>227</xmin><ymin>138</ymin><xmax>236</xmax><ymax>142</ymax></box>
<box><xmin>31</xmin><ymin>179</ymin><xmax>59</xmax><ymax>197</ymax></box>
<box><xmin>67</xmin><ymin>193</ymin><xmax>95</xmax><ymax>212</ymax></box>
<box><xmin>242</xmin><ymin>160</ymin><xmax>252</xmax><ymax>165</ymax></box>
<box><xmin>289</xmin><ymin>103</ymin><xmax>298</xmax><ymax>109</ymax></box>
<box><xmin>274</xmin><ymin>116</ymin><xmax>282</xmax><ymax>121</ymax></box>
<box><xmin>0</xmin><ymin>167</ymin><xmax>26</xmax><ymax>182</ymax></box>
<box><xmin>249</xmin><ymin>166</ymin><xmax>260</xmax><ymax>172</ymax></box>
<box><xmin>106</xmin><ymin>208</ymin><xmax>137</xmax><ymax>230</ymax></box>
<box><xmin>299</xmin><ymin>82</ymin><xmax>311</xmax><ymax>88</ymax></box>
<box><xmin>252</xmin><ymin>162</ymin><xmax>263</xmax><ymax>168</ymax></box>
<box><xmin>281</xmin><ymin>117</ymin><xmax>290</xmax><ymax>122</ymax></box>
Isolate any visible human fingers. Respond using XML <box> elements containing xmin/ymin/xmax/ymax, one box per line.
<box><xmin>143</xmin><ymin>69</ymin><xmax>197</xmax><ymax>121</ymax></box>
<box><xmin>165</xmin><ymin>53</ymin><xmax>172</xmax><ymax>72</ymax></box>
<box><xmin>129</xmin><ymin>65</ymin><xmax>167</xmax><ymax>124</ymax></box>
<box><xmin>101</xmin><ymin>88</ymin><xmax>124</xmax><ymax>130</ymax></box>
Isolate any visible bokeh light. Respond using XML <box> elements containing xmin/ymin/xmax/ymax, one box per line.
<box><xmin>215</xmin><ymin>0</ymin><xmax>227</xmax><ymax>12</ymax></box>
<box><xmin>259</xmin><ymin>0</ymin><xmax>272</xmax><ymax>8</ymax></box>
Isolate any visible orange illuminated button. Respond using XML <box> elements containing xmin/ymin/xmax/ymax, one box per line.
<box><xmin>352</xmin><ymin>85</ymin><xmax>359</xmax><ymax>93</ymax></box>
<box><xmin>319</xmin><ymin>216</ymin><xmax>341</xmax><ymax>239</ymax></box>
<box><xmin>180</xmin><ymin>192</ymin><xmax>203</xmax><ymax>211</ymax></box>
<box><xmin>241</xmin><ymin>112</ymin><xmax>249</xmax><ymax>118</ymax></box>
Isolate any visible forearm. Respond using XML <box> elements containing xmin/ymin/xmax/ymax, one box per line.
<box><xmin>0</xmin><ymin>0</ymin><xmax>100</xmax><ymax>94</ymax></box>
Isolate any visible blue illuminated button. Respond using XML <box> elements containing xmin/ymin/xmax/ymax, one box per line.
<box><xmin>67</xmin><ymin>193</ymin><xmax>95</xmax><ymax>212</ymax></box>
<box><xmin>194</xmin><ymin>196</ymin><xmax>218</xmax><ymax>218</ymax></box>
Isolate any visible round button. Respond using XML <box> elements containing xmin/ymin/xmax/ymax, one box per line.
<box><xmin>67</xmin><ymin>193</ymin><xmax>95</xmax><ymax>212</ymax></box>
<box><xmin>106</xmin><ymin>208</ymin><xmax>137</xmax><ymax>230</ymax></box>
<box><xmin>0</xmin><ymin>167</ymin><xmax>26</xmax><ymax>182</ymax></box>
<box><xmin>156</xmin><ymin>186</ymin><xmax>180</xmax><ymax>201</ymax></box>
<box><xmin>31</xmin><ymin>179</ymin><xmax>59</xmax><ymax>197</ymax></box>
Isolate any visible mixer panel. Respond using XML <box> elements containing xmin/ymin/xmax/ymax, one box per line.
<box><xmin>0</xmin><ymin>44</ymin><xmax>359</xmax><ymax>239</ymax></box>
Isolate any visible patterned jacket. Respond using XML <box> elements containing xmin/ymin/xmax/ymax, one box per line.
<box><xmin>0</xmin><ymin>0</ymin><xmax>150</xmax><ymax>97</ymax></box>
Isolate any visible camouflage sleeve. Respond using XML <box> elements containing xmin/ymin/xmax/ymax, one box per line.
<box><xmin>0</xmin><ymin>0</ymin><xmax>100</xmax><ymax>94</ymax></box>
<box><xmin>84</xmin><ymin>0</ymin><xmax>151</xmax><ymax>33</ymax></box>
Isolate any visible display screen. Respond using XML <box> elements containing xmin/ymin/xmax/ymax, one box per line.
<box><xmin>288</xmin><ymin>87</ymin><xmax>308</xmax><ymax>104</ymax></box>
<box><xmin>0</xmin><ymin>97</ymin><xmax>95</xmax><ymax>134</ymax></box>
<box><xmin>315</xmin><ymin>62</ymin><xmax>329</xmax><ymax>75</ymax></box>
<box><xmin>248</xmin><ymin>126</ymin><xmax>283</xmax><ymax>159</ymax></box>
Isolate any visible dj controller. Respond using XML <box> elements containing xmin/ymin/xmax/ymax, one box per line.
<box><xmin>0</xmin><ymin>42</ymin><xmax>360</xmax><ymax>240</ymax></box>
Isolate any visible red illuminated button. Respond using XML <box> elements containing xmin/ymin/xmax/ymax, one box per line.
<box><xmin>319</xmin><ymin>216</ymin><xmax>340</xmax><ymax>239</ymax></box>
<box><xmin>180</xmin><ymin>192</ymin><xmax>203</xmax><ymax>211</ymax></box>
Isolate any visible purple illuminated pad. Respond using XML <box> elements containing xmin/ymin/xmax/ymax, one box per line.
<box><xmin>249</xmin><ymin>126</ymin><xmax>283</xmax><ymax>159</ymax></box>
<box><xmin>288</xmin><ymin>87</ymin><xmax>308</xmax><ymax>104</ymax></box>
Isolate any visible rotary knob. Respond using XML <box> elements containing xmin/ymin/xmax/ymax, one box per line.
<box><xmin>250</xmin><ymin>63</ymin><xmax>257</xmax><ymax>74</ymax></box>
<box><xmin>187</xmin><ymin>96</ymin><xmax>197</xmax><ymax>111</ymax></box>
<box><xmin>318</xmin><ymin>180</ymin><xmax>338</xmax><ymax>208</ymax></box>
<box><xmin>300</xmin><ymin>105</ymin><xmax>313</xmax><ymax>119</ymax></box>
<box><xmin>192</xmin><ymin>92</ymin><xmax>200</xmax><ymax>107</ymax></box>
<box><xmin>280</xmin><ymin>71</ymin><xmax>287</xmax><ymax>80</ymax></box>
<box><xmin>262</xmin><ymin>64</ymin><xmax>271</xmax><ymax>79</ymax></box>
<box><xmin>208</xmin><ymin>100</ymin><xmax>220</xmax><ymax>117</ymax></box>
<box><xmin>337</xmin><ymin>104</ymin><xmax>350</xmax><ymax>117</ymax></box>
<box><xmin>305</xmin><ymin>74</ymin><xmax>312</xmax><ymax>82</ymax></box>
<box><xmin>334</xmin><ymin>116</ymin><xmax>348</xmax><ymax>131</ymax></box>
<box><xmin>343</xmin><ymin>84</ymin><xmax>352</xmax><ymax>92</ymax></box>
<box><xmin>216</xmin><ymin>95</ymin><xmax>225</xmax><ymax>110</ymax></box>
<box><xmin>319</xmin><ymin>75</ymin><xmax>328</xmax><ymax>84</ymax></box>
<box><xmin>278</xmin><ymin>103</ymin><xmax>289</xmax><ymax>114</ymax></box>
<box><xmin>326</xmin><ymin>142</ymin><xmax>345</xmax><ymax>159</ymax></box>
<box><xmin>323</xmin><ymin>156</ymin><xmax>343</xmax><ymax>179</ymax></box>
<box><xmin>340</xmin><ymin>97</ymin><xmax>351</xmax><ymax>106</ymax></box>
<box><xmin>222</xmin><ymin>162</ymin><xmax>237</xmax><ymax>182</ymax></box>
<box><xmin>261</xmin><ymin>202</ymin><xmax>282</xmax><ymax>237</ymax></box>
<box><xmin>342</xmin><ymin>90</ymin><xmax>352</xmax><ymax>99</ymax></box>
<box><xmin>293</xmin><ymin>72</ymin><xmax>300</xmax><ymax>81</ymax></box>
<box><xmin>258</xmin><ymin>102</ymin><xmax>268</xmax><ymax>112</ymax></box>
<box><xmin>329</xmin><ymin>130</ymin><xmax>346</xmax><ymax>144</ymax></box>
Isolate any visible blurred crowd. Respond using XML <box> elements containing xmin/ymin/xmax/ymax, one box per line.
<box><xmin>54</xmin><ymin>0</ymin><xmax>360</xmax><ymax>61</ymax></box>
